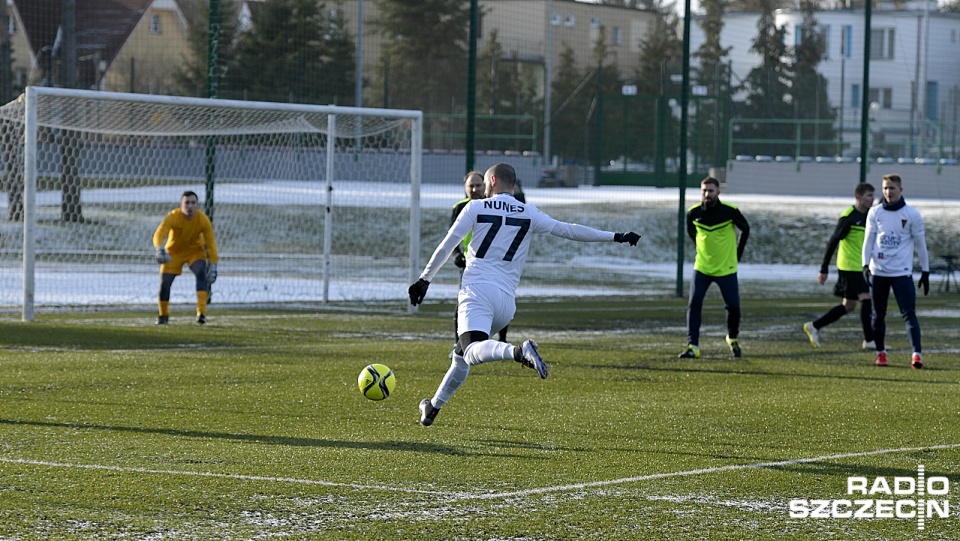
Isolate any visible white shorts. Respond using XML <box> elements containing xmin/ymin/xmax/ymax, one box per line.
<box><xmin>457</xmin><ymin>283</ymin><xmax>516</xmax><ymax>339</ymax></box>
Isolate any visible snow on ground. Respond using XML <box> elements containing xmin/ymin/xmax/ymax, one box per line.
<box><xmin>3</xmin><ymin>181</ymin><xmax>957</xmax><ymax>308</ymax></box>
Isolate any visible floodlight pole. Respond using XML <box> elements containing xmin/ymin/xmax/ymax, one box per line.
<box><xmin>466</xmin><ymin>0</ymin><xmax>479</xmax><ymax>173</ymax></box>
<box><xmin>205</xmin><ymin>0</ymin><xmax>220</xmax><ymax>220</ymax></box>
<box><xmin>544</xmin><ymin>0</ymin><xmax>553</xmax><ymax>167</ymax></box>
<box><xmin>355</xmin><ymin>0</ymin><xmax>363</xmax><ymax>108</ymax></box>
<box><xmin>675</xmin><ymin>0</ymin><xmax>693</xmax><ymax>297</ymax></box>
<box><xmin>858</xmin><ymin>0</ymin><xmax>871</xmax><ymax>183</ymax></box>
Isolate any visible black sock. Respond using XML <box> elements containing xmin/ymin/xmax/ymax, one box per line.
<box><xmin>860</xmin><ymin>300</ymin><xmax>874</xmax><ymax>341</ymax></box>
<box><xmin>814</xmin><ymin>304</ymin><xmax>848</xmax><ymax>329</ymax></box>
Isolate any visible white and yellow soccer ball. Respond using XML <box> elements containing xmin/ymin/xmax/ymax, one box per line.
<box><xmin>358</xmin><ymin>363</ymin><xmax>396</xmax><ymax>401</ymax></box>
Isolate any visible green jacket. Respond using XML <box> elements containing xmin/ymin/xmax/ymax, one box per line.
<box><xmin>820</xmin><ymin>205</ymin><xmax>868</xmax><ymax>273</ymax></box>
<box><xmin>686</xmin><ymin>200</ymin><xmax>750</xmax><ymax>277</ymax></box>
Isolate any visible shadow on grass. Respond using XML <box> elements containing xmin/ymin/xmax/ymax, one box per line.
<box><xmin>0</xmin><ymin>321</ymin><xmax>234</xmax><ymax>350</ymax></box>
<box><xmin>763</xmin><ymin>460</ymin><xmax>956</xmax><ymax>482</ymax></box>
<box><xmin>595</xmin><ymin>363</ymin><xmax>956</xmax><ymax>385</ymax></box>
<box><xmin>0</xmin><ymin>417</ymin><xmax>486</xmax><ymax>457</ymax></box>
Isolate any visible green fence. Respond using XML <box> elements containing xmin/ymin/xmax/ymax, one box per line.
<box><xmin>424</xmin><ymin>113</ymin><xmax>537</xmax><ymax>154</ymax></box>
<box><xmin>596</xmin><ymin>93</ymin><xmax>729</xmax><ymax>187</ymax></box>
<box><xmin>726</xmin><ymin>117</ymin><xmax>959</xmax><ymax>168</ymax></box>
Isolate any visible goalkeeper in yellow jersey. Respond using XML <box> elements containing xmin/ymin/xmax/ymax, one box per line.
<box><xmin>152</xmin><ymin>191</ymin><xmax>218</xmax><ymax>325</ymax></box>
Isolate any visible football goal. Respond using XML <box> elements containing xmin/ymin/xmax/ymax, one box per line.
<box><xmin>0</xmin><ymin>87</ymin><xmax>423</xmax><ymax>321</ymax></box>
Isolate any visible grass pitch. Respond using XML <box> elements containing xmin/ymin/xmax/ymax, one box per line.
<box><xmin>1</xmin><ymin>293</ymin><xmax>959</xmax><ymax>540</ymax></box>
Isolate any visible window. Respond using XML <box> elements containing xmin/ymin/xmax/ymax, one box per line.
<box><xmin>550</xmin><ymin>13</ymin><xmax>561</xmax><ymax>26</ymax></box>
<box><xmin>564</xmin><ymin>14</ymin><xmax>575</xmax><ymax>27</ymax></box>
<box><xmin>8</xmin><ymin>16</ymin><xmax>15</xmax><ymax>35</ymax></box>
<box><xmin>591</xmin><ymin>17</ymin><xmax>600</xmax><ymax>29</ymax></box>
<box><xmin>852</xmin><ymin>84</ymin><xmax>860</xmax><ymax>109</ymax></box>
<box><xmin>869</xmin><ymin>87</ymin><xmax>892</xmax><ymax>109</ymax></box>
<box><xmin>926</xmin><ymin>81</ymin><xmax>938</xmax><ymax>121</ymax></box>
<box><xmin>613</xmin><ymin>27</ymin><xmax>622</xmax><ymax>46</ymax></box>
<box><xmin>792</xmin><ymin>24</ymin><xmax>829</xmax><ymax>58</ymax></box>
<box><xmin>149</xmin><ymin>14</ymin><xmax>161</xmax><ymax>34</ymax></box>
<box><xmin>841</xmin><ymin>25</ymin><xmax>853</xmax><ymax>58</ymax></box>
<box><xmin>870</xmin><ymin>28</ymin><xmax>894</xmax><ymax>60</ymax></box>
<box><xmin>820</xmin><ymin>25</ymin><xmax>830</xmax><ymax>59</ymax></box>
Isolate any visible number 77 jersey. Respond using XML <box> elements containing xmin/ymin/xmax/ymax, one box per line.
<box><xmin>419</xmin><ymin>193</ymin><xmax>616</xmax><ymax>294</ymax></box>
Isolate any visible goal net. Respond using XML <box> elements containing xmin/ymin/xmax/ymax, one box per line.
<box><xmin>0</xmin><ymin>87</ymin><xmax>423</xmax><ymax>320</ymax></box>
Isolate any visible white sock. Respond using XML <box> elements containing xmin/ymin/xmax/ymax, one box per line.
<box><xmin>463</xmin><ymin>340</ymin><xmax>516</xmax><ymax>366</ymax></box>
<box><xmin>431</xmin><ymin>352</ymin><xmax>470</xmax><ymax>408</ymax></box>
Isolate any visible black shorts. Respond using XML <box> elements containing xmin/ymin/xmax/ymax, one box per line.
<box><xmin>834</xmin><ymin>270</ymin><xmax>869</xmax><ymax>299</ymax></box>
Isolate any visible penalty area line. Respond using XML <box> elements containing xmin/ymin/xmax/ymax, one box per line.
<box><xmin>0</xmin><ymin>456</ymin><xmax>444</xmax><ymax>495</ymax></box>
<box><xmin>448</xmin><ymin>442</ymin><xmax>960</xmax><ymax>502</ymax></box>
<box><xmin>3</xmin><ymin>442</ymin><xmax>958</xmax><ymax>501</ymax></box>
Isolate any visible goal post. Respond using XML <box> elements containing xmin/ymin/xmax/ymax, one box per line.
<box><xmin>1</xmin><ymin>87</ymin><xmax>423</xmax><ymax>321</ymax></box>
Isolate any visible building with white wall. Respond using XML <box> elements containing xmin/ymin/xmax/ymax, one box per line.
<box><xmin>690</xmin><ymin>5</ymin><xmax>960</xmax><ymax>159</ymax></box>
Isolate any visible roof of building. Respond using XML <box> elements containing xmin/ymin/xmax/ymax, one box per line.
<box><xmin>13</xmin><ymin>0</ymin><xmax>151</xmax><ymax>68</ymax></box>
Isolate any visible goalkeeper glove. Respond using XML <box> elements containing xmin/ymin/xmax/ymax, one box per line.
<box><xmin>614</xmin><ymin>232</ymin><xmax>641</xmax><ymax>246</ymax></box>
<box><xmin>408</xmin><ymin>279</ymin><xmax>430</xmax><ymax>306</ymax></box>
<box><xmin>206</xmin><ymin>263</ymin><xmax>218</xmax><ymax>284</ymax></box>
<box><xmin>454</xmin><ymin>251</ymin><xmax>467</xmax><ymax>269</ymax></box>
<box><xmin>862</xmin><ymin>265</ymin><xmax>872</xmax><ymax>287</ymax></box>
<box><xmin>155</xmin><ymin>246</ymin><xmax>171</xmax><ymax>264</ymax></box>
<box><xmin>918</xmin><ymin>271</ymin><xmax>929</xmax><ymax>296</ymax></box>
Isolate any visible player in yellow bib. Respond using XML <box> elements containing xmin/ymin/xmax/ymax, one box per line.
<box><xmin>803</xmin><ymin>182</ymin><xmax>876</xmax><ymax>349</ymax></box>
<box><xmin>450</xmin><ymin>172</ymin><xmax>485</xmax><ymax>343</ymax></box>
<box><xmin>680</xmin><ymin>177</ymin><xmax>750</xmax><ymax>359</ymax></box>
<box><xmin>152</xmin><ymin>191</ymin><xmax>219</xmax><ymax>325</ymax></box>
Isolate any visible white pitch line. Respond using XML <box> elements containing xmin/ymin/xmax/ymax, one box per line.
<box><xmin>3</xmin><ymin>442</ymin><xmax>959</xmax><ymax>500</ymax></box>
<box><xmin>448</xmin><ymin>442</ymin><xmax>960</xmax><ymax>502</ymax></box>
<box><xmin>0</xmin><ymin>457</ymin><xmax>444</xmax><ymax>495</ymax></box>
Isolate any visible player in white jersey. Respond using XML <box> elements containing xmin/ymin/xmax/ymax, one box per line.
<box><xmin>862</xmin><ymin>174</ymin><xmax>930</xmax><ymax>369</ymax></box>
<box><xmin>408</xmin><ymin>163</ymin><xmax>641</xmax><ymax>426</ymax></box>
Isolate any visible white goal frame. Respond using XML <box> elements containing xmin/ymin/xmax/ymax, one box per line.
<box><xmin>10</xmin><ymin>86</ymin><xmax>423</xmax><ymax>321</ymax></box>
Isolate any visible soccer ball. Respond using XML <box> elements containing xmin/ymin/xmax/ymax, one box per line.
<box><xmin>358</xmin><ymin>363</ymin><xmax>396</xmax><ymax>401</ymax></box>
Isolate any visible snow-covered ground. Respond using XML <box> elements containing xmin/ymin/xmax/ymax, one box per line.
<box><xmin>1</xmin><ymin>181</ymin><xmax>956</xmax><ymax>311</ymax></box>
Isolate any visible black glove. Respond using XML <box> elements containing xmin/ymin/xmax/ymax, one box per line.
<box><xmin>863</xmin><ymin>265</ymin><xmax>872</xmax><ymax>287</ymax></box>
<box><xmin>614</xmin><ymin>232</ymin><xmax>641</xmax><ymax>246</ymax></box>
<box><xmin>408</xmin><ymin>279</ymin><xmax>430</xmax><ymax>306</ymax></box>
<box><xmin>918</xmin><ymin>271</ymin><xmax>929</xmax><ymax>296</ymax></box>
<box><xmin>454</xmin><ymin>252</ymin><xmax>467</xmax><ymax>269</ymax></box>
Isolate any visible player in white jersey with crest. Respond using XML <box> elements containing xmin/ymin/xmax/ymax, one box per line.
<box><xmin>862</xmin><ymin>174</ymin><xmax>930</xmax><ymax>369</ymax></box>
<box><xmin>409</xmin><ymin>163</ymin><xmax>641</xmax><ymax>426</ymax></box>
